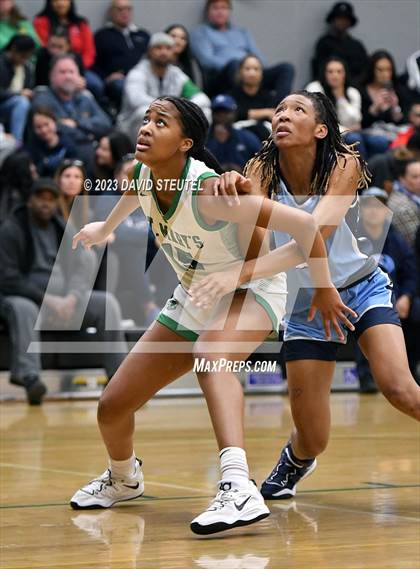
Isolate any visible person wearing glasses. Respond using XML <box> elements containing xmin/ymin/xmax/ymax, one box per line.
<box><xmin>94</xmin><ymin>0</ymin><xmax>150</xmax><ymax>109</ymax></box>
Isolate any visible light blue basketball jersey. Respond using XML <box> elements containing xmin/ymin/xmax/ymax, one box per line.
<box><xmin>272</xmin><ymin>180</ymin><xmax>383</xmax><ymax>342</ymax></box>
<box><xmin>273</xmin><ymin>179</ymin><xmax>376</xmax><ymax>290</ymax></box>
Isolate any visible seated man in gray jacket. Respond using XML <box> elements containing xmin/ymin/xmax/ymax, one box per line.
<box><xmin>117</xmin><ymin>32</ymin><xmax>211</xmax><ymax>143</ymax></box>
<box><xmin>0</xmin><ymin>178</ymin><xmax>127</xmax><ymax>405</ymax></box>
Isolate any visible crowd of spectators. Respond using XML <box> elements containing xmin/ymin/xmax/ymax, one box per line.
<box><xmin>0</xmin><ymin>0</ymin><xmax>419</xmax><ymax>403</ymax></box>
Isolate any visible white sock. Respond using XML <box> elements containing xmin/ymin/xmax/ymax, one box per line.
<box><xmin>109</xmin><ymin>452</ymin><xmax>136</xmax><ymax>479</ymax></box>
<box><xmin>219</xmin><ymin>447</ymin><xmax>249</xmax><ymax>486</ymax></box>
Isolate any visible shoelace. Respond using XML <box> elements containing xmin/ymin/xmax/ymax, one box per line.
<box><xmin>208</xmin><ymin>490</ymin><xmax>238</xmax><ymax>511</ymax></box>
<box><xmin>85</xmin><ymin>470</ymin><xmax>114</xmax><ymax>494</ymax></box>
<box><xmin>268</xmin><ymin>457</ymin><xmax>294</xmax><ymax>481</ymax></box>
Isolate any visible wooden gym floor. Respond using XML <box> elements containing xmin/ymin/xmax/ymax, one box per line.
<box><xmin>0</xmin><ymin>394</ymin><xmax>419</xmax><ymax>569</ymax></box>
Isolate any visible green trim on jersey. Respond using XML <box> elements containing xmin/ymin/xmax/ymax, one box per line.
<box><xmin>150</xmin><ymin>157</ymin><xmax>191</xmax><ymax>221</ymax></box>
<box><xmin>133</xmin><ymin>161</ymin><xmax>143</xmax><ymax>186</ymax></box>
<box><xmin>192</xmin><ymin>172</ymin><xmax>228</xmax><ymax>231</ymax></box>
<box><xmin>157</xmin><ymin>313</ymin><xmax>199</xmax><ymax>341</ymax></box>
<box><xmin>253</xmin><ymin>292</ymin><xmax>278</xmax><ymax>333</ymax></box>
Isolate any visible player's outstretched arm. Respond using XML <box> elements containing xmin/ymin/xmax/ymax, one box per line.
<box><xmin>72</xmin><ymin>167</ymin><xmax>140</xmax><ymax>250</ymax></box>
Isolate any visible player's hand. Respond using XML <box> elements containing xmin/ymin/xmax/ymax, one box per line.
<box><xmin>189</xmin><ymin>266</ymin><xmax>242</xmax><ymax>308</ymax></box>
<box><xmin>44</xmin><ymin>294</ymin><xmax>77</xmax><ymax>321</ymax></box>
<box><xmin>308</xmin><ymin>287</ymin><xmax>357</xmax><ymax>341</ymax></box>
<box><xmin>212</xmin><ymin>171</ymin><xmax>253</xmax><ymax>206</ymax></box>
<box><xmin>72</xmin><ymin>221</ymin><xmax>108</xmax><ymax>250</ymax></box>
<box><xmin>396</xmin><ymin>294</ymin><xmax>411</xmax><ymax>319</ymax></box>
<box><xmin>60</xmin><ymin>118</ymin><xmax>78</xmax><ymax>129</ymax></box>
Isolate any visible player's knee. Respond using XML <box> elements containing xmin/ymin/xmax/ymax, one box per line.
<box><xmin>192</xmin><ymin>343</ymin><xmax>231</xmax><ymax>370</ymax></box>
<box><xmin>381</xmin><ymin>381</ymin><xmax>420</xmax><ymax>416</ymax></box>
<box><xmin>97</xmin><ymin>393</ymin><xmax>119</xmax><ymax>425</ymax></box>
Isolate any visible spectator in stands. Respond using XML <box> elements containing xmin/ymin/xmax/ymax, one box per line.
<box><xmin>391</xmin><ymin>101</ymin><xmax>420</xmax><ymax>149</ymax></box>
<box><xmin>93</xmin><ymin>155</ymin><xmax>160</xmax><ymax>325</ymax></box>
<box><xmin>34</xmin><ymin>0</ymin><xmax>103</xmax><ymax>98</ymax></box>
<box><xmin>405</xmin><ymin>49</ymin><xmax>420</xmax><ymax>99</ymax></box>
<box><xmin>387</xmin><ymin>159</ymin><xmax>420</xmax><ymax>246</ymax></box>
<box><xmin>33</xmin><ymin>54</ymin><xmax>112</xmax><ymax>172</ymax></box>
<box><xmin>0</xmin><ymin>34</ymin><xmax>36</xmax><ymax>144</ymax></box>
<box><xmin>190</xmin><ymin>0</ymin><xmax>294</xmax><ymax>99</ymax></box>
<box><xmin>360</xmin><ymin>50</ymin><xmax>408</xmax><ymax>130</ymax></box>
<box><xmin>206</xmin><ymin>94</ymin><xmax>261</xmax><ymax>172</ymax></box>
<box><xmin>368</xmin><ymin>135</ymin><xmax>420</xmax><ymax>192</ymax></box>
<box><xmin>0</xmin><ymin>0</ymin><xmax>40</xmax><ymax>51</ymax></box>
<box><xmin>0</xmin><ymin>121</ymin><xmax>17</xmax><ymax>167</ymax></box>
<box><xmin>95</xmin><ymin>131</ymin><xmax>132</xmax><ymax>181</ymax></box>
<box><xmin>228</xmin><ymin>54</ymin><xmax>275</xmax><ymax>141</ymax></box>
<box><xmin>0</xmin><ymin>177</ymin><xmax>127</xmax><ymax>404</ymax></box>
<box><xmin>0</xmin><ymin>149</ymin><xmax>36</xmax><ymax>223</ymax></box>
<box><xmin>94</xmin><ymin>0</ymin><xmax>150</xmax><ymax>109</ymax></box>
<box><xmin>35</xmin><ymin>25</ymin><xmax>85</xmax><ymax>87</ymax></box>
<box><xmin>117</xmin><ymin>33</ymin><xmax>211</xmax><ymax>144</ymax></box>
<box><xmin>55</xmin><ymin>158</ymin><xmax>117</xmax><ymax>293</ymax></box>
<box><xmin>306</xmin><ymin>56</ymin><xmax>389</xmax><ymax>158</ymax></box>
<box><xmin>55</xmin><ymin>158</ymin><xmax>89</xmax><ymax>229</ymax></box>
<box><xmin>165</xmin><ymin>24</ymin><xmax>203</xmax><ymax>87</ymax></box>
<box><xmin>356</xmin><ymin>187</ymin><xmax>419</xmax><ymax>390</ymax></box>
<box><xmin>312</xmin><ymin>2</ymin><xmax>368</xmax><ymax>84</ymax></box>
<box><xmin>26</xmin><ymin>106</ymin><xmax>77</xmax><ymax>176</ymax></box>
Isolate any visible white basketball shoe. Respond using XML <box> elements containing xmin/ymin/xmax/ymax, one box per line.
<box><xmin>190</xmin><ymin>479</ymin><xmax>270</xmax><ymax>535</ymax></box>
<box><xmin>70</xmin><ymin>458</ymin><xmax>144</xmax><ymax>509</ymax></box>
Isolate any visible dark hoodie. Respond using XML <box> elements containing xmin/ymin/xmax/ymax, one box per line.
<box><xmin>0</xmin><ymin>204</ymin><xmax>92</xmax><ymax>304</ymax></box>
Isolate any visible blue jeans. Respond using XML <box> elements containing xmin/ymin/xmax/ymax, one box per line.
<box><xmin>106</xmin><ymin>78</ymin><xmax>125</xmax><ymax>108</ymax></box>
<box><xmin>344</xmin><ymin>131</ymin><xmax>389</xmax><ymax>159</ymax></box>
<box><xmin>205</xmin><ymin>60</ymin><xmax>294</xmax><ymax>101</ymax></box>
<box><xmin>0</xmin><ymin>95</ymin><xmax>31</xmax><ymax>142</ymax></box>
<box><xmin>85</xmin><ymin>70</ymin><xmax>105</xmax><ymax>100</ymax></box>
<box><xmin>262</xmin><ymin>62</ymin><xmax>295</xmax><ymax>103</ymax></box>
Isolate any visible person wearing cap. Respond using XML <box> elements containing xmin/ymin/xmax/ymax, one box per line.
<box><xmin>117</xmin><ymin>32</ymin><xmax>211</xmax><ymax>144</ymax></box>
<box><xmin>312</xmin><ymin>2</ymin><xmax>368</xmax><ymax>84</ymax></box>
<box><xmin>190</xmin><ymin>0</ymin><xmax>294</xmax><ymax>100</ymax></box>
<box><xmin>0</xmin><ymin>178</ymin><xmax>127</xmax><ymax>405</ymax></box>
<box><xmin>355</xmin><ymin>187</ymin><xmax>419</xmax><ymax>389</ymax></box>
<box><xmin>206</xmin><ymin>94</ymin><xmax>261</xmax><ymax>171</ymax></box>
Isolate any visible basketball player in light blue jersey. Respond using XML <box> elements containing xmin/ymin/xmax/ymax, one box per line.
<box><xmin>69</xmin><ymin>96</ymin><xmax>353</xmax><ymax>534</ymax></box>
<box><xmin>189</xmin><ymin>90</ymin><xmax>420</xmax><ymax>501</ymax></box>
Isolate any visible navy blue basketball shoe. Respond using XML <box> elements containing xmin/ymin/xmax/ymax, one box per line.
<box><xmin>261</xmin><ymin>443</ymin><xmax>317</xmax><ymax>499</ymax></box>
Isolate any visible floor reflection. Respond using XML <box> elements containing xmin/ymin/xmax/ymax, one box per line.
<box><xmin>72</xmin><ymin>510</ymin><xmax>145</xmax><ymax>568</ymax></box>
<box><xmin>194</xmin><ymin>553</ymin><xmax>270</xmax><ymax>568</ymax></box>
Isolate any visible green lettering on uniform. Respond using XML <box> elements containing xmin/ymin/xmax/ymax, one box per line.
<box><xmin>160</xmin><ymin>242</ymin><xmax>205</xmax><ymax>271</ymax></box>
<box><xmin>159</xmin><ymin>223</ymin><xmax>168</xmax><ymax>237</ymax></box>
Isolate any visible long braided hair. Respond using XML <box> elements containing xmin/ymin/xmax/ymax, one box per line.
<box><xmin>245</xmin><ymin>90</ymin><xmax>370</xmax><ymax>196</ymax></box>
<box><xmin>155</xmin><ymin>96</ymin><xmax>224</xmax><ymax>175</ymax></box>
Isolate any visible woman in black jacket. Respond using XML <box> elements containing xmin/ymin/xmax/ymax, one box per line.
<box><xmin>360</xmin><ymin>50</ymin><xmax>410</xmax><ymax>129</ymax></box>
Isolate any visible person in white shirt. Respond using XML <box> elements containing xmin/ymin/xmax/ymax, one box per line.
<box><xmin>117</xmin><ymin>33</ymin><xmax>211</xmax><ymax>144</ymax></box>
<box><xmin>306</xmin><ymin>56</ymin><xmax>388</xmax><ymax>158</ymax></box>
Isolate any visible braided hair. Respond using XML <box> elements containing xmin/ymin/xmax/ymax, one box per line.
<box><xmin>155</xmin><ymin>96</ymin><xmax>224</xmax><ymax>175</ymax></box>
<box><xmin>245</xmin><ymin>90</ymin><xmax>370</xmax><ymax>196</ymax></box>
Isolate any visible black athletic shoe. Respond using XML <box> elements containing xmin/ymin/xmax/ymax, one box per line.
<box><xmin>24</xmin><ymin>376</ymin><xmax>47</xmax><ymax>405</ymax></box>
<box><xmin>261</xmin><ymin>444</ymin><xmax>317</xmax><ymax>500</ymax></box>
